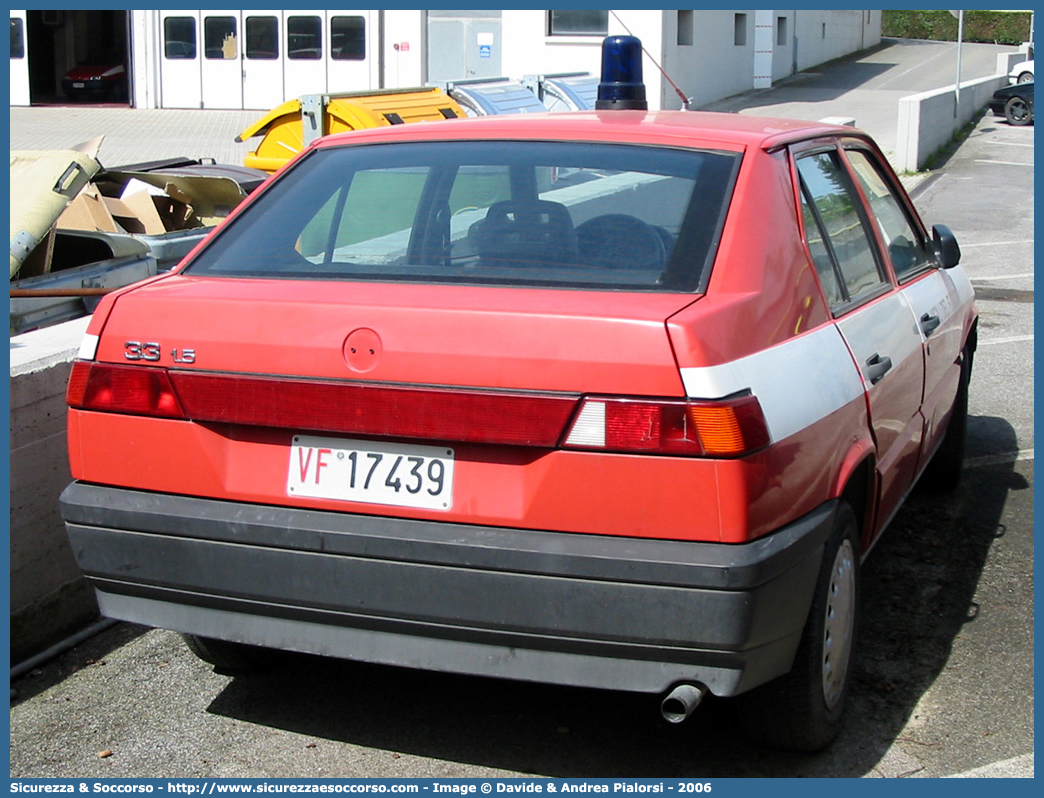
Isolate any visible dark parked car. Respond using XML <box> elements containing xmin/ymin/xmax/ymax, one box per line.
<box><xmin>990</xmin><ymin>82</ymin><xmax>1034</xmax><ymax>126</ymax></box>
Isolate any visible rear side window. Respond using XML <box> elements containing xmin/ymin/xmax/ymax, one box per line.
<box><xmin>185</xmin><ymin>141</ymin><xmax>740</xmax><ymax>293</ymax></box>
<box><xmin>797</xmin><ymin>150</ymin><xmax>888</xmax><ymax>311</ymax></box>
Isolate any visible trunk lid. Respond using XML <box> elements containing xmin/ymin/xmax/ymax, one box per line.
<box><xmin>95</xmin><ymin>274</ymin><xmax>695</xmax><ymax>396</ymax></box>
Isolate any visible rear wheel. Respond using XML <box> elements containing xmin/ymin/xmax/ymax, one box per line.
<box><xmin>1004</xmin><ymin>96</ymin><xmax>1033</xmax><ymax>126</ymax></box>
<box><xmin>738</xmin><ymin>502</ymin><xmax>860</xmax><ymax>752</ymax></box>
<box><xmin>182</xmin><ymin>634</ymin><xmax>273</xmax><ymax>671</ymax></box>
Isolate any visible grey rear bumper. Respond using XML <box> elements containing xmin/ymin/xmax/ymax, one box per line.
<box><xmin>61</xmin><ymin>482</ymin><xmax>836</xmax><ymax>696</ymax></box>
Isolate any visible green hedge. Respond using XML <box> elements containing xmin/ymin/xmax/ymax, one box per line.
<box><xmin>883</xmin><ymin>10</ymin><xmax>1033</xmax><ymax>46</ymax></box>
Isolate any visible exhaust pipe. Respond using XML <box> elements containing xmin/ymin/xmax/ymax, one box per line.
<box><xmin>660</xmin><ymin>683</ymin><xmax>707</xmax><ymax>724</ymax></box>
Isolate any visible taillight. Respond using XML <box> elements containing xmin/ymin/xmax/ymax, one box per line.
<box><xmin>66</xmin><ymin>361</ymin><xmax>185</xmax><ymax>419</ymax></box>
<box><xmin>169</xmin><ymin>372</ymin><xmax>577</xmax><ymax>447</ymax></box>
<box><xmin>563</xmin><ymin>395</ymin><xmax>769</xmax><ymax>457</ymax></box>
<box><xmin>66</xmin><ymin>362</ymin><xmax>770</xmax><ymax>458</ymax></box>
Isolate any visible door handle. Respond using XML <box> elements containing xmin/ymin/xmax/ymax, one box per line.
<box><xmin>865</xmin><ymin>353</ymin><xmax>893</xmax><ymax>385</ymax></box>
<box><xmin>920</xmin><ymin>312</ymin><xmax>941</xmax><ymax>336</ymax></box>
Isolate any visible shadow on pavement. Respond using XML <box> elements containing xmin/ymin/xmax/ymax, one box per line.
<box><xmin>202</xmin><ymin>417</ymin><xmax>1020</xmax><ymax>777</ymax></box>
<box><xmin>704</xmin><ymin>51</ymin><xmax>894</xmax><ymax>113</ymax></box>
<box><xmin>10</xmin><ymin>622</ymin><xmax>151</xmax><ymax>705</ymax></box>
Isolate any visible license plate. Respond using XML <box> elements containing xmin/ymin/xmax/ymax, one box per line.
<box><xmin>288</xmin><ymin>435</ymin><xmax>454</xmax><ymax>510</ymax></box>
<box><xmin>72</xmin><ymin>82</ymin><xmax>85</xmax><ymax>88</ymax></box>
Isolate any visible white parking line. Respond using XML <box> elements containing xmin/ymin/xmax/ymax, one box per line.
<box><xmin>944</xmin><ymin>752</ymin><xmax>1035</xmax><ymax>778</ymax></box>
<box><xmin>971</xmin><ymin>273</ymin><xmax>1035</xmax><ymax>281</ymax></box>
<box><xmin>965</xmin><ymin>450</ymin><xmax>1034</xmax><ymax>468</ymax></box>
<box><xmin>990</xmin><ymin>141</ymin><xmax>1035</xmax><ymax>148</ymax></box>
<box><xmin>977</xmin><ymin>334</ymin><xmax>1034</xmax><ymax>346</ymax></box>
<box><xmin>974</xmin><ymin>159</ymin><xmax>1032</xmax><ymax>167</ymax></box>
<box><xmin>961</xmin><ymin>240</ymin><xmax>1034</xmax><ymax>248</ymax></box>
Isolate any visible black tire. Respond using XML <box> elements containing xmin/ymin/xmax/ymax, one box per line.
<box><xmin>182</xmin><ymin>633</ymin><xmax>273</xmax><ymax>671</ymax></box>
<box><xmin>1004</xmin><ymin>96</ymin><xmax>1033</xmax><ymax>126</ymax></box>
<box><xmin>737</xmin><ymin>502</ymin><xmax>860</xmax><ymax>752</ymax></box>
<box><xmin>919</xmin><ymin>347</ymin><xmax>971</xmax><ymax>493</ymax></box>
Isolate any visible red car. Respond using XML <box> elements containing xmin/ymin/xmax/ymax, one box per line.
<box><xmin>60</xmin><ymin>83</ymin><xmax>976</xmax><ymax>751</ymax></box>
<box><xmin>61</xmin><ymin>54</ymin><xmax>127</xmax><ymax>102</ymax></box>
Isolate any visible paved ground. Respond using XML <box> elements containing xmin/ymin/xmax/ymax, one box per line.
<box><xmin>8</xmin><ymin>106</ymin><xmax>260</xmax><ymax>169</ymax></box>
<box><xmin>9</xmin><ymin>37</ymin><xmax>1034</xmax><ymax>780</ymax></box>
<box><xmin>703</xmin><ymin>38</ymin><xmax>1015</xmax><ymax>162</ymax></box>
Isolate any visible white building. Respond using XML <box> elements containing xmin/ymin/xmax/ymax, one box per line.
<box><xmin>10</xmin><ymin>9</ymin><xmax>881</xmax><ymax>111</ymax></box>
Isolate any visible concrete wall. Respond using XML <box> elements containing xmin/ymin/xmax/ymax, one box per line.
<box><xmin>770</xmin><ymin>11</ymin><xmax>796</xmax><ymax>83</ymax></box>
<box><xmin>10</xmin><ymin>316</ymin><xmax>99</xmax><ymax>663</ymax></box>
<box><xmin>667</xmin><ymin>10</ymin><xmax>758</xmax><ymax>109</ymax></box>
<box><xmin>502</xmin><ymin>9</ymin><xmax>882</xmax><ymax>111</ymax></box>
<box><xmin>500</xmin><ymin>9</ymin><xmax>662</xmax><ymax>102</ymax></box>
<box><xmin>794</xmin><ymin>10</ymin><xmax>881</xmax><ymax>72</ymax></box>
<box><xmin>896</xmin><ymin>52</ymin><xmax>1026</xmax><ymax>173</ymax></box>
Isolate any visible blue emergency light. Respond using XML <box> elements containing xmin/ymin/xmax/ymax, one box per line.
<box><xmin>595</xmin><ymin>35</ymin><xmax>648</xmax><ymax>111</ymax></box>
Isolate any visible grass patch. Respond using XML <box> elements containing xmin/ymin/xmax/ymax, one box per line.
<box><xmin>883</xmin><ymin>10</ymin><xmax>1033</xmax><ymax>46</ymax></box>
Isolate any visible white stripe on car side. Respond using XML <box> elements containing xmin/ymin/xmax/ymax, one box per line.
<box><xmin>78</xmin><ymin>333</ymin><xmax>99</xmax><ymax>361</ymax></box>
<box><xmin>679</xmin><ymin>324</ymin><xmax>865</xmax><ymax>444</ymax></box>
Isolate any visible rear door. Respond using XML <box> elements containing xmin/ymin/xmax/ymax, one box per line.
<box><xmin>794</xmin><ymin>145</ymin><xmax>925</xmax><ymax>536</ymax></box>
<box><xmin>841</xmin><ymin>145</ymin><xmax>967</xmax><ymax>467</ymax></box>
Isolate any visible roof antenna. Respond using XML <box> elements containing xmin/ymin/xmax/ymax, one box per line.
<box><xmin>609</xmin><ymin>10</ymin><xmax>693</xmax><ymax>110</ymax></box>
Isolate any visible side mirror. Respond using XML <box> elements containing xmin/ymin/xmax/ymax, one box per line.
<box><xmin>932</xmin><ymin>224</ymin><xmax>961</xmax><ymax>269</ymax></box>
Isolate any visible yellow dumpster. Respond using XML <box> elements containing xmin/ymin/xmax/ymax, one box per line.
<box><xmin>236</xmin><ymin>87</ymin><xmax>465</xmax><ymax>173</ymax></box>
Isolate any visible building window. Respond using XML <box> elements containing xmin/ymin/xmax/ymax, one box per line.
<box><xmin>822</xmin><ymin>22</ymin><xmax>827</xmax><ymax>39</ymax></box>
<box><xmin>288</xmin><ymin>15</ymin><xmax>322</xmax><ymax>60</ymax></box>
<box><xmin>204</xmin><ymin>16</ymin><xmax>237</xmax><ymax>60</ymax></box>
<box><xmin>164</xmin><ymin>17</ymin><xmax>197</xmax><ymax>60</ymax></box>
<box><xmin>10</xmin><ymin>17</ymin><xmax>24</xmax><ymax>59</ymax></box>
<box><xmin>677</xmin><ymin>10</ymin><xmax>693</xmax><ymax>46</ymax></box>
<box><xmin>776</xmin><ymin>16</ymin><xmax>788</xmax><ymax>47</ymax></box>
<box><xmin>734</xmin><ymin>13</ymin><xmax>747</xmax><ymax>47</ymax></box>
<box><xmin>246</xmin><ymin>16</ymin><xmax>278</xmax><ymax>60</ymax></box>
<box><xmin>331</xmin><ymin>16</ymin><xmax>365</xmax><ymax>60</ymax></box>
<box><xmin>548</xmin><ymin>10</ymin><xmax>608</xmax><ymax>36</ymax></box>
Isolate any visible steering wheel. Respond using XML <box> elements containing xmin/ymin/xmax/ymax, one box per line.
<box><xmin>576</xmin><ymin>214</ymin><xmax>667</xmax><ymax>271</ymax></box>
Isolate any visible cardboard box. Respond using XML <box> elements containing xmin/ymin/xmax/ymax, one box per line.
<box><xmin>57</xmin><ymin>184</ymin><xmax>121</xmax><ymax>233</ymax></box>
<box><xmin>58</xmin><ymin>168</ymin><xmax>249</xmax><ymax>236</ymax></box>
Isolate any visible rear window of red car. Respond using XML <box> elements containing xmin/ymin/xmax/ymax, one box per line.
<box><xmin>184</xmin><ymin>140</ymin><xmax>740</xmax><ymax>293</ymax></box>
